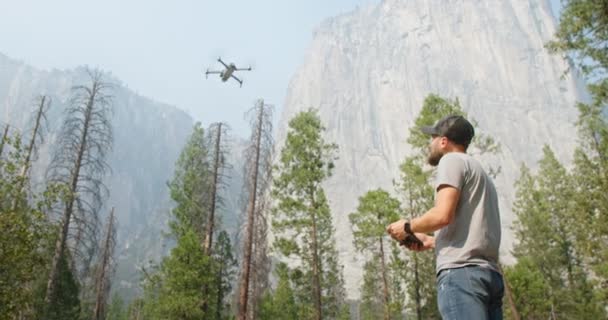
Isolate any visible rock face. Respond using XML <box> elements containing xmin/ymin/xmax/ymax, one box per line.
<box><xmin>277</xmin><ymin>0</ymin><xmax>585</xmax><ymax>298</ymax></box>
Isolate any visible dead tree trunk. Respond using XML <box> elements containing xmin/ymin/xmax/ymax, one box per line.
<box><xmin>500</xmin><ymin>265</ymin><xmax>521</xmax><ymax>320</ymax></box>
<box><xmin>203</xmin><ymin>122</ymin><xmax>222</xmax><ymax>255</ymax></box>
<box><xmin>310</xmin><ymin>189</ymin><xmax>323</xmax><ymax>320</ymax></box>
<box><xmin>12</xmin><ymin>96</ymin><xmax>50</xmax><ymax>211</ymax></box>
<box><xmin>407</xmin><ymin>194</ymin><xmax>423</xmax><ymax>320</ymax></box>
<box><xmin>19</xmin><ymin>96</ymin><xmax>48</xmax><ymax>179</ymax></box>
<box><xmin>93</xmin><ymin>208</ymin><xmax>116</xmax><ymax>320</ymax></box>
<box><xmin>379</xmin><ymin>236</ymin><xmax>391</xmax><ymax>320</ymax></box>
<box><xmin>201</xmin><ymin>122</ymin><xmax>229</xmax><ymax>315</ymax></box>
<box><xmin>237</xmin><ymin>102</ymin><xmax>265</xmax><ymax>320</ymax></box>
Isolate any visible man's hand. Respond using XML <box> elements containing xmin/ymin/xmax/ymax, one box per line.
<box><xmin>386</xmin><ymin>219</ymin><xmax>407</xmax><ymax>242</ymax></box>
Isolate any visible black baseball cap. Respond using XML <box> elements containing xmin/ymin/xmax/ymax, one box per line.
<box><xmin>421</xmin><ymin>115</ymin><xmax>475</xmax><ymax>147</ymax></box>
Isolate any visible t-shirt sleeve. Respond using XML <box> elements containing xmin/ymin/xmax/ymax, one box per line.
<box><xmin>435</xmin><ymin>153</ymin><xmax>466</xmax><ymax>191</ymax></box>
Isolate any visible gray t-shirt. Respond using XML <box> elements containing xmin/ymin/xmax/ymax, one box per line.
<box><xmin>434</xmin><ymin>152</ymin><xmax>501</xmax><ymax>274</ymax></box>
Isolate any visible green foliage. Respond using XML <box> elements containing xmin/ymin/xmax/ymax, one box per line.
<box><xmin>547</xmin><ymin>0</ymin><xmax>608</xmax><ymax>105</ymax></box>
<box><xmin>143</xmin><ymin>229</ymin><xmax>212</xmax><ymax>319</ymax></box>
<box><xmin>0</xmin><ymin>133</ymin><xmax>61</xmax><ymax>319</ymax></box>
<box><xmin>271</xmin><ymin>109</ymin><xmax>347</xmax><ymax>319</ymax></box>
<box><xmin>395</xmin><ymin>157</ymin><xmax>439</xmax><ymax>320</ymax></box>
<box><xmin>510</xmin><ymin>146</ymin><xmax>606</xmax><ymax>319</ymax></box>
<box><xmin>41</xmin><ymin>252</ymin><xmax>81</xmax><ymax>320</ymax></box>
<box><xmin>503</xmin><ymin>257</ymin><xmax>551</xmax><ymax>319</ymax></box>
<box><xmin>349</xmin><ymin>189</ymin><xmax>404</xmax><ymax>319</ymax></box>
<box><xmin>546</xmin><ymin>0</ymin><xmax>608</xmax><ymax>307</ymax></box>
<box><xmin>168</xmin><ymin>122</ymin><xmax>210</xmax><ymax>238</ymax></box>
<box><xmin>106</xmin><ymin>293</ymin><xmax>129</xmax><ymax>320</ymax></box>
<box><xmin>212</xmin><ymin>230</ymin><xmax>237</xmax><ymax>320</ymax></box>
<box><xmin>141</xmin><ymin>123</ymin><xmax>235</xmax><ymax>319</ymax></box>
<box><xmin>259</xmin><ymin>263</ymin><xmax>298</xmax><ymax>320</ymax></box>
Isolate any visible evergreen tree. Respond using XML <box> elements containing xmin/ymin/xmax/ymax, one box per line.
<box><xmin>271</xmin><ymin>109</ymin><xmax>347</xmax><ymax>320</ymax></box>
<box><xmin>167</xmin><ymin>123</ymin><xmax>209</xmax><ymax>239</ymax></box>
<box><xmin>141</xmin><ymin>122</ymin><xmax>235</xmax><ymax>319</ymax></box>
<box><xmin>546</xmin><ymin>0</ymin><xmax>608</xmax><ymax>304</ymax></box>
<box><xmin>510</xmin><ymin>147</ymin><xmax>604</xmax><ymax>318</ymax></box>
<box><xmin>349</xmin><ymin>189</ymin><xmax>404</xmax><ymax>320</ymax></box>
<box><xmin>212</xmin><ymin>230</ymin><xmax>237</xmax><ymax>320</ymax></box>
<box><xmin>106</xmin><ymin>293</ymin><xmax>129</xmax><ymax>320</ymax></box>
<box><xmin>0</xmin><ymin>132</ymin><xmax>56</xmax><ymax>319</ymax></box>
<box><xmin>145</xmin><ymin>229</ymin><xmax>211</xmax><ymax>319</ymax></box>
<box><xmin>395</xmin><ymin>158</ymin><xmax>438</xmax><ymax>320</ymax></box>
<box><xmin>502</xmin><ymin>257</ymin><xmax>551</xmax><ymax>319</ymax></box>
<box><xmin>258</xmin><ymin>263</ymin><xmax>298</xmax><ymax>320</ymax></box>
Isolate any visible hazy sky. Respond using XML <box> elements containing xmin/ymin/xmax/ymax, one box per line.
<box><xmin>0</xmin><ymin>0</ymin><xmax>379</xmax><ymax>137</ymax></box>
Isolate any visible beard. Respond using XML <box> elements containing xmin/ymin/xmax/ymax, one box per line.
<box><xmin>427</xmin><ymin>147</ymin><xmax>444</xmax><ymax>166</ymax></box>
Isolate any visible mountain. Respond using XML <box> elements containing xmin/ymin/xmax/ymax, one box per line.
<box><xmin>276</xmin><ymin>0</ymin><xmax>586</xmax><ymax>299</ymax></box>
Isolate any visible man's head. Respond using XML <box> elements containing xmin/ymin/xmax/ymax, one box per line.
<box><xmin>420</xmin><ymin>115</ymin><xmax>475</xmax><ymax>166</ymax></box>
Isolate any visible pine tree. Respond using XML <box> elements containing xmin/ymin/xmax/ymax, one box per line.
<box><xmin>546</xmin><ymin>0</ymin><xmax>608</xmax><ymax>304</ymax></box>
<box><xmin>271</xmin><ymin>109</ymin><xmax>346</xmax><ymax>320</ymax></box>
<box><xmin>510</xmin><ymin>147</ymin><xmax>604</xmax><ymax>318</ymax></box>
<box><xmin>167</xmin><ymin>122</ymin><xmax>209</xmax><ymax>239</ymax></box>
<box><xmin>142</xmin><ymin>122</ymin><xmax>235</xmax><ymax>319</ymax></box>
<box><xmin>258</xmin><ymin>263</ymin><xmax>298</xmax><ymax>320</ymax></box>
<box><xmin>395</xmin><ymin>158</ymin><xmax>438</xmax><ymax>320</ymax></box>
<box><xmin>349</xmin><ymin>189</ymin><xmax>403</xmax><ymax>320</ymax></box>
<box><xmin>213</xmin><ymin>230</ymin><xmax>237</xmax><ymax>320</ymax></box>
<box><xmin>106</xmin><ymin>293</ymin><xmax>129</xmax><ymax>320</ymax></box>
<box><xmin>0</xmin><ymin>131</ymin><xmax>54</xmax><ymax>319</ymax></box>
<box><xmin>502</xmin><ymin>257</ymin><xmax>551</xmax><ymax>319</ymax></box>
<box><xmin>147</xmin><ymin>229</ymin><xmax>211</xmax><ymax>319</ymax></box>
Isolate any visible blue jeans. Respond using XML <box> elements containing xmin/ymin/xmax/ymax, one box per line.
<box><xmin>437</xmin><ymin>265</ymin><xmax>504</xmax><ymax>320</ymax></box>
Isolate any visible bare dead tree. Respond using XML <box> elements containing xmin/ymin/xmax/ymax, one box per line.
<box><xmin>93</xmin><ymin>207</ymin><xmax>117</xmax><ymax>320</ymax></box>
<box><xmin>10</xmin><ymin>96</ymin><xmax>51</xmax><ymax>211</ymax></box>
<box><xmin>246</xmin><ymin>194</ymin><xmax>273</xmax><ymax>320</ymax></box>
<box><xmin>19</xmin><ymin>96</ymin><xmax>51</xmax><ymax>179</ymax></box>
<box><xmin>44</xmin><ymin>69</ymin><xmax>113</xmax><ymax>311</ymax></box>
<box><xmin>237</xmin><ymin>100</ymin><xmax>274</xmax><ymax>320</ymax></box>
<box><xmin>201</xmin><ymin>122</ymin><xmax>231</xmax><ymax>315</ymax></box>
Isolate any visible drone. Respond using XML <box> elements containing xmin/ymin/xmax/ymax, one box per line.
<box><xmin>205</xmin><ymin>57</ymin><xmax>252</xmax><ymax>87</ymax></box>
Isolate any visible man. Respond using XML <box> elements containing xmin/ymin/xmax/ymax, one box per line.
<box><xmin>386</xmin><ymin>115</ymin><xmax>504</xmax><ymax>320</ymax></box>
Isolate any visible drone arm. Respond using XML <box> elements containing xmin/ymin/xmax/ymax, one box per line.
<box><xmin>206</xmin><ymin>70</ymin><xmax>221</xmax><ymax>78</ymax></box>
<box><xmin>217</xmin><ymin>58</ymin><xmax>229</xmax><ymax>68</ymax></box>
<box><xmin>235</xmin><ymin>66</ymin><xmax>252</xmax><ymax>71</ymax></box>
<box><xmin>231</xmin><ymin>75</ymin><xmax>243</xmax><ymax>87</ymax></box>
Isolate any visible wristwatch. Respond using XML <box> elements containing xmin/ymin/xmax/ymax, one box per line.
<box><xmin>400</xmin><ymin>221</ymin><xmax>423</xmax><ymax>248</ymax></box>
<box><xmin>404</xmin><ymin>221</ymin><xmax>414</xmax><ymax>235</ymax></box>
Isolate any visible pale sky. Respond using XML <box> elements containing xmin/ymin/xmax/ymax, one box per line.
<box><xmin>0</xmin><ymin>0</ymin><xmax>380</xmax><ymax>137</ymax></box>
